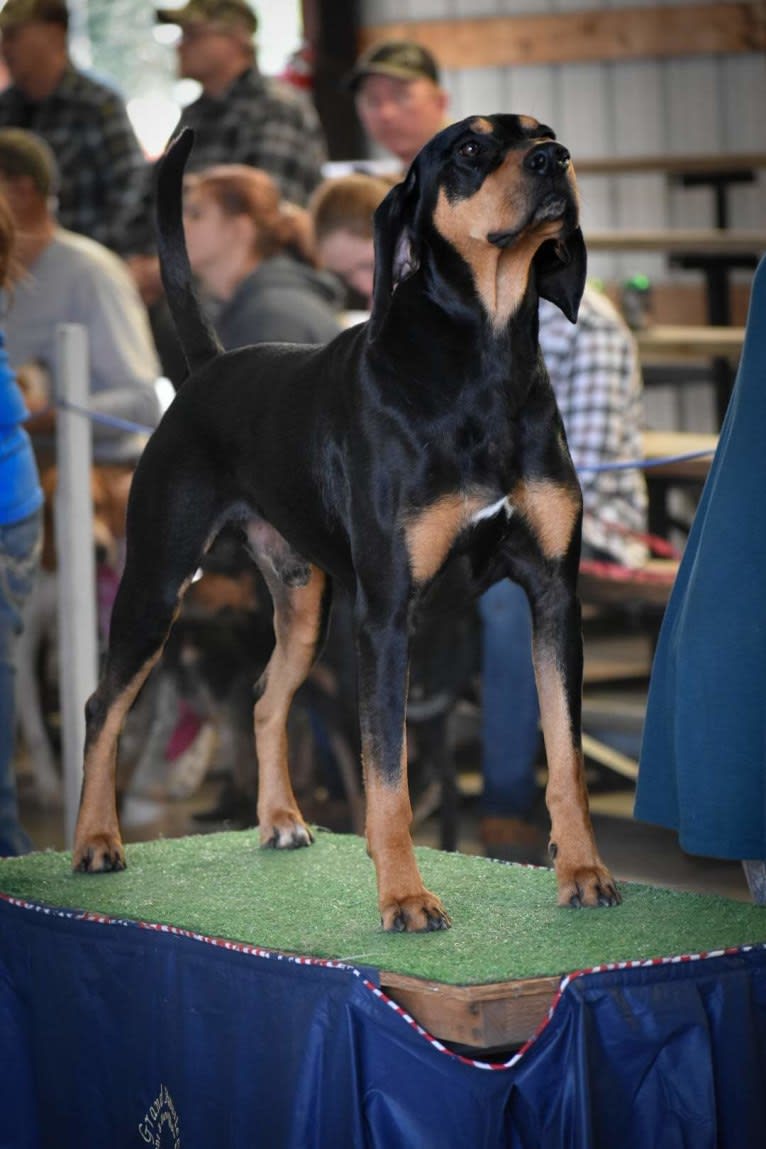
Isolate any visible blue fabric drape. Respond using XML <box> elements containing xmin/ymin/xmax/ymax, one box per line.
<box><xmin>635</xmin><ymin>256</ymin><xmax>766</xmax><ymax>858</ymax></box>
<box><xmin>2</xmin><ymin>896</ymin><xmax>766</xmax><ymax>1148</ymax></box>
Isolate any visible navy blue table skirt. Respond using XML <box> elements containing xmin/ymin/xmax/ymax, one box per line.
<box><xmin>2</xmin><ymin>893</ymin><xmax>766</xmax><ymax>1148</ymax></box>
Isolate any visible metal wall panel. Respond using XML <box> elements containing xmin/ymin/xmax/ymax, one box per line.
<box><xmin>360</xmin><ymin>0</ymin><xmax>764</xmax><ymax>231</ymax></box>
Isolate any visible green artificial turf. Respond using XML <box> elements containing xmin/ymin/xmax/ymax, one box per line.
<box><xmin>1</xmin><ymin>829</ymin><xmax>765</xmax><ymax>985</ymax></box>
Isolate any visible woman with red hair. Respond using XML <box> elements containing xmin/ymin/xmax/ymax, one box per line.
<box><xmin>182</xmin><ymin>164</ymin><xmax>343</xmax><ymax>350</ymax></box>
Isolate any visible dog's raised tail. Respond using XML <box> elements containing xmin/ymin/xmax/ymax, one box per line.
<box><xmin>155</xmin><ymin>128</ymin><xmax>223</xmax><ymax>377</ymax></box>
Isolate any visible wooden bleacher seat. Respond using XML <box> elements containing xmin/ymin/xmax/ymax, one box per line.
<box><xmin>579</xmin><ymin>556</ymin><xmax>679</xmax><ymax>611</ymax></box>
<box><xmin>578</xmin><ymin>552</ymin><xmax>680</xmax><ymax>782</ymax></box>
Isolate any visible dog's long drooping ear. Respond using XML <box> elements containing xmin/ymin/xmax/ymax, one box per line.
<box><xmin>534</xmin><ymin>227</ymin><xmax>587</xmax><ymax>323</ymax></box>
<box><xmin>369</xmin><ymin>167</ymin><xmax>421</xmax><ymax>338</ymax></box>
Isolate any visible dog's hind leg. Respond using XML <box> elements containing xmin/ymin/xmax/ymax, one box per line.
<box><xmin>246</xmin><ymin>522</ymin><xmax>331</xmax><ymax>848</ymax></box>
<box><xmin>73</xmin><ymin>480</ymin><xmax>226</xmax><ymax>873</ymax></box>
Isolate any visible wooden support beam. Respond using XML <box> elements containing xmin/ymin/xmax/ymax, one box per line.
<box><xmin>381</xmin><ymin>970</ymin><xmax>561</xmax><ymax>1051</ymax></box>
<box><xmin>360</xmin><ymin>4</ymin><xmax>766</xmax><ymax>69</ymax></box>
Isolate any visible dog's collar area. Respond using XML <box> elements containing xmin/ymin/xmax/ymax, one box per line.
<box><xmin>487</xmin><ymin>218</ymin><xmax>563</xmax><ymax>249</ymax></box>
<box><xmin>470</xmin><ymin>495</ymin><xmax>513</xmax><ymax>524</ymax></box>
<box><xmin>487</xmin><ymin>208</ymin><xmax>574</xmax><ymax>250</ymax></box>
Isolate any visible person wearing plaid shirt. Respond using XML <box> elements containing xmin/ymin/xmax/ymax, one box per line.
<box><xmin>540</xmin><ymin>287</ymin><xmax>648</xmax><ymax>569</ymax></box>
<box><xmin>167</xmin><ymin>59</ymin><xmax>326</xmax><ymax>209</ymax></box>
<box><xmin>0</xmin><ymin>0</ymin><xmax>148</xmax><ymax>257</ymax></box>
<box><xmin>152</xmin><ymin>0</ymin><xmax>325</xmax><ymax>213</ymax></box>
<box><xmin>127</xmin><ymin>0</ymin><xmax>327</xmax><ymax>354</ymax></box>
<box><xmin>479</xmin><ymin>286</ymin><xmax>648</xmax><ymax>863</ymax></box>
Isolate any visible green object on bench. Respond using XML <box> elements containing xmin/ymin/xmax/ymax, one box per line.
<box><xmin>1</xmin><ymin>829</ymin><xmax>765</xmax><ymax>985</ymax></box>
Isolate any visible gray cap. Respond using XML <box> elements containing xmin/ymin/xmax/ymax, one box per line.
<box><xmin>155</xmin><ymin>0</ymin><xmax>256</xmax><ymax>35</ymax></box>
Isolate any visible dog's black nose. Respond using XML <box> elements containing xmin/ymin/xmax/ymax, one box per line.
<box><xmin>524</xmin><ymin>142</ymin><xmax>570</xmax><ymax>176</ymax></box>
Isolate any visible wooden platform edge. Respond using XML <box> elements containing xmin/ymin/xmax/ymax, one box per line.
<box><xmin>380</xmin><ymin>969</ymin><xmax>562</xmax><ymax>1052</ymax></box>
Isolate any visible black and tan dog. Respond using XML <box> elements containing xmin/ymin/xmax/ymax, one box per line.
<box><xmin>73</xmin><ymin>114</ymin><xmax>620</xmax><ymax>930</ymax></box>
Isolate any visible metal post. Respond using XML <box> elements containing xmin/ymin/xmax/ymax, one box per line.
<box><xmin>55</xmin><ymin>324</ymin><xmax>98</xmax><ymax>847</ymax></box>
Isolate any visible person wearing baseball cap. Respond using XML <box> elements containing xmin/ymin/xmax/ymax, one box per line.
<box><xmin>0</xmin><ymin>126</ymin><xmax>161</xmax><ymax>461</ymax></box>
<box><xmin>0</xmin><ymin>0</ymin><xmax>147</xmax><ymax>256</ymax></box>
<box><xmin>155</xmin><ymin>0</ymin><xmax>256</xmax><ymax>39</ymax></box>
<box><xmin>121</xmin><ymin>0</ymin><xmax>327</xmax><ymax>327</ymax></box>
<box><xmin>345</xmin><ymin>40</ymin><xmax>448</xmax><ymax>167</ymax></box>
<box><xmin>149</xmin><ymin>0</ymin><xmax>325</xmax><ymax>210</ymax></box>
<box><xmin>0</xmin><ymin>0</ymin><xmax>68</xmax><ymax>32</ymax></box>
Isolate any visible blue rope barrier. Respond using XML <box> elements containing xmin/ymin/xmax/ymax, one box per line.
<box><xmin>579</xmin><ymin>449</ymin><xmax>715</xmax><ymax>475</ymax></box>
<box><xmin>53</xmin><ymin>397</ymin><xmax>716</xmax><ymax>476</ymax></box>
<box><xmin>55</xmin><ymin>398</ymin><xmax>156</xmax><ymax>437</ymax></box>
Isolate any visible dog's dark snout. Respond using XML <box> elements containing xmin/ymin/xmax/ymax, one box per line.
<box><xmin>524</xmin><ymin>142</ymin><xmax>571</xmax><ymax>176</ymax></box>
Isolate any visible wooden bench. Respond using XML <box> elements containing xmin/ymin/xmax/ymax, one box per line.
<box><xmin>586</xmin><ymin>228</ymin><xmax>766</xmax><ymax>256</ymax></box>
<box><xmin>579</xmin><ymin>557</ymin><xmax>679</xmax><ymax>611</ymax></box>
<box><xmin>642</xmin><ymin>429</ymin><xmax>718</xmax><ymax>535</ymax></box>
<box><xmin>579</xmin><ymin>559</ymin><xmax>678</xmax><ymax>781</ymax></box>
<box><xmin>577</xmin><ymin>431</ymin><xmax>718</xmax><ymax>779</ymax></box>
<box><xmin>577</xmin><ymin>152</ymin><xmax>766</xmax><ymax>234</ymax></box>
<box><xmin>637</xmin><ymin>324</ymin><xmax>745</xmax><ymax>364</ymax></box>
<box><xmin>576</xmin><ymin>151</ymin><xmax>766</xmax><ymax>179</ymax></box>
<box><xmin>641</xmin><ymin>429</ymin><xmax>718</xmax><ymax>478</ymax></box>
<box><xmin>588</xmin><ymin>230</ymin><xmax>757</xmax><ymax>419</ymax></box>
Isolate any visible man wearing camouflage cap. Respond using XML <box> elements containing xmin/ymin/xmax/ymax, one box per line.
<box><xmin>345</xmin><ymin>40</ymin><xmax>448</xmax><ymax>168</ymax></box>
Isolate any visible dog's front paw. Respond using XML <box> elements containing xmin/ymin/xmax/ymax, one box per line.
<box><xmin>555</xmin><ymin>861</ymin><xmax>621</xmax><ymax>908</ymax></box>
<box><xmin>259</xmin><ymin>813</ymin><xmax>314</xmax><ymax>850</ymax></box>
<box><xmin>380</xmin><ymin>890</ymin><xmax>451</xmax><ymax>933</ymax></box>
<box><xmin>72</xmin><ymin>834</ymin><xmax>126</xmax><ymax>873</ymax></box>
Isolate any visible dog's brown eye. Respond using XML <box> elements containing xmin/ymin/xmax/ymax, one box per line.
<box><xmin>458</xmin><ymin>140</ymin><xmax>480</xmax><ymax>159</ymax></box>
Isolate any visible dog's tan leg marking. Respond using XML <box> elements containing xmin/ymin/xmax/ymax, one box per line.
<box><xmin>513</xmin><ymin>481</ymin><xmax>618</xmax><ymax>904</ymax></box>
<box><xmin>254</xmin><ymin>565</ymin><xmax>326</xmax><ymax>848</ymax></box>
<box><xmin>534</xmin><ymin>653</ymin><xmax>620</xmax><ymax>907</ymax></box>
<box><xmin>72</xmin><ymin>653</ymin><xmax>161</xmax><ymax>872</ymax></box>
<box><xmin>512</xmin><ymin>479</ymin><xmax>580</xmax><ymax>558</ymax></box>
<box><xmin>403</xmin><ymin>492</ymin><xmax>488</xmax><ymax>583</ymax></box>
<box><xmin>364</xmin><ymin>737</ymin><xmax>451</xmax><ymax>932</ymax></box>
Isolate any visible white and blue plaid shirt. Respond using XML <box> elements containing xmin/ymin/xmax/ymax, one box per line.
<box><xmin>540</xmin><ymin>286</ymin><xmax>648</xmax><ymax>568</ymax></box>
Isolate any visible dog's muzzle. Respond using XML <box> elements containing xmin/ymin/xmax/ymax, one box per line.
<box><xmin>523</xmin><ymin>141</ymin><xmax>571</xmax><ymax>177</ymax></box>
<box><xmin>488</xmin><ymin>141</ymin><xmax>575</xmax><ymax>249</ymax></box>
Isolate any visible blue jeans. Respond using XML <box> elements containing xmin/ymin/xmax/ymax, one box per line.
<box><xmin>478</xmin><ymin>579</ymin><xmax>540</xmax><ymax>818</ymax></box>
<box><xmin>0</xmin><ymin>509</ymin><xmax>42</xmax><ymax>855</ymax></box>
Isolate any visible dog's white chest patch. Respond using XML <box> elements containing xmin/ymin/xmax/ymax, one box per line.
<box><xmin>470</xmin><ymin>495</ymin><xmax>513</xmax><ymax>524</ymax></box>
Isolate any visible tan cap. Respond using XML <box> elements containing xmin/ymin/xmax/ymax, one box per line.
<box><xmin>155</xmin><ymin>0</ymin><xmax>256</xmax><ymax>35</ymax></box>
